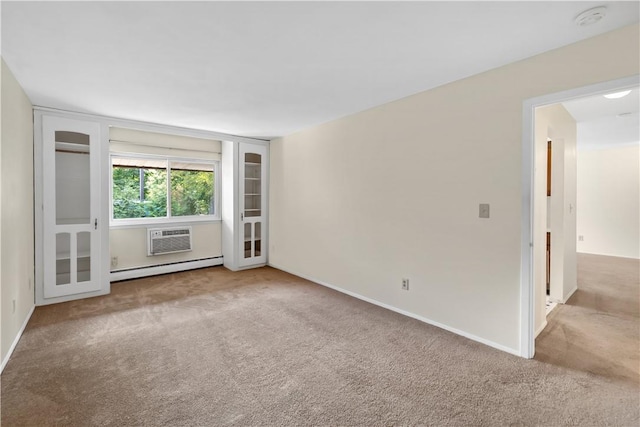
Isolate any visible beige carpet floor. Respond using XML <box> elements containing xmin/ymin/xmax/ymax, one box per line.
<box><xmin>1</xmin><ymin>259</ymin><xmax>639</xmax><ymax>426</ymax></box>
<box><xmin>536</xmin><ymin>253</ymin><xmax>640</xmax><ymax>385</ymax></box>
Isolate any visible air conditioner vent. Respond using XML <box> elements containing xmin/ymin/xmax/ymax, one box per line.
<box><xmin>148</xmin><ymin>227</ymin><xmax>192</xmax><ymax>256</ymax></box>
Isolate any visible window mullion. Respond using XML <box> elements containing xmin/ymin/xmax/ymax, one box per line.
<box><xmin>166</xmin><ymin>161</ymin><xmax>171</xmax><ymax>218</ymax></box>
<box><xmin>139</xmin><ymin>169</ymin><xmax>145</xmax><ymax>202</ymax></box>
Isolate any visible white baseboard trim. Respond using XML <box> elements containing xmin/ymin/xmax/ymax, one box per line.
<box><xmin>563</xmin><ymin>285</ymin><xmax>578</xmax><ymax>303</ymax></box>
<box><xmin>1</xmin><ymin>305</ymin><xmax>35</xmax><ymax>374</ymax></box>
<box><xmin>577</xmin><ymin>251</ymin><xmax>640</xmax><ymax>260</ymax></box>
<box><xmin>535</xmin><ymin>320</ymin><xmax>548</xmax><ymax>338</ymax></box>
<box><xmin>110</xmin><ymin>257</ymin><xmax>223</xmax><ymax>282</ymax></box>
<box><xmin>269</xmin><ymin>262</ymin><xmax>520</xmax><ymax>357</ymax></box>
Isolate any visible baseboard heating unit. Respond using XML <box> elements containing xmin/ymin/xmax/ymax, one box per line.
<box><xmin>110</xmin><ymin>256</ymin><xmax>223</xmax><ymax>282</ymax></box>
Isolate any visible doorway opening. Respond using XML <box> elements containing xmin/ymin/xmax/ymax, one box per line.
<box><xmin>520</xmin><ymin>75</ymin><xmax>639</xmax><ymax>358</ymax></box>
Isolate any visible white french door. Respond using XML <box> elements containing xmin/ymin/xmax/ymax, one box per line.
<box><xmin>42</xmin><ymin>116</ymin><xmax>102</xmax><ymax>298</ymax></box>
<box><xmin>239</xmin><ymin>143</ymin><xmax>267</xmax><ymax>267</ymax></box>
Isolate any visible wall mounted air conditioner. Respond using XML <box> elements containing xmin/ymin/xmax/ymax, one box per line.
<box><xmin>147</xmin><ymin>226</ymin><xmax>193</xmax><ymax>256</ymax></box>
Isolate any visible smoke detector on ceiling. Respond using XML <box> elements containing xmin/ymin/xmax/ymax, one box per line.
<box><xmin>574</xmin><ymin>6</ymin><xmax>607</xmax><ymax>26</ymax></box>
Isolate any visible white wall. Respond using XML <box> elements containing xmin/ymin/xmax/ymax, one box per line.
<box><xmin>562</xmin><ymin>135</ymin><xmax>578</xmax><ymax>301</ymax></box>
<box><xmin>110</xmin><ymin>223</ymin><xmax>222</xmax><ymax>271</ymax></box>
<box><xmin>534</xmin><ymin>104</ymin><xmax>577</xmax><ymax>335</ymax></box>
<box><xmin>0</xmin><ymin>54</ymin><xmax>3</xmax><ymax>369</ymax></box>
<box><xmin>577</xmin><ymin>144</ymin><xmax>640</xmax><ymax>259</ymax></box>
<box><xmin>1</xmin><ymin>59</ymin><xmax>34</xmax><ymax>366</ymax></box>
<box><xmin>269</xmin><ymin>24</ymin><xmax>639</xmax><ymax>353</ymax></box>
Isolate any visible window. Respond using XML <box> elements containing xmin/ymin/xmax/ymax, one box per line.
<box><xmin>111</xmin><ymin>155</ymin><xmax>218</xmax><ymax>223</ymax></box>
<box><xmin>112</xmin><ymin>158</ymin><xmax>168</xmax><ymax>219</ymax></box>
<box><xmin>170</xmin><ymin>161</ymin><xmax>215</xmax><ymax>217</ymax></box>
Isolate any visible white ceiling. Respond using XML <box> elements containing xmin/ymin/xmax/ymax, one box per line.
<box><xmin>2</xmin><ymin>1</ymin><xmax>639</xmax><ymax>139</ymax></box>
<box><xmin>562</xmin><ymin>87</ymin><xmax>640</xmax><ymax>150</ymax></box>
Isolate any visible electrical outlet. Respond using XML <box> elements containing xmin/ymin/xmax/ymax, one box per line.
<box><xmin>111</xmin><ymin>256</ymin><xmax>118</xmax><ymax>269</ymax></box>
<box><xmin>578</xmin><ymin>235</ymin><xmax>584</xmax><ymax>241</ymax></box>
<box><xmin>402</xmin><ymin>278</ymin><xmax>409</xmax><ymax>291</ymax></box>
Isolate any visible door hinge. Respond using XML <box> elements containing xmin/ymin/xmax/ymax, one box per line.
<box><xmin>95</xmin><ymin>218</ymin><xmax>98</xmax><ymax>230</ymax></box>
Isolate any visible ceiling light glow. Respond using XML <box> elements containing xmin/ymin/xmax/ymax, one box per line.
<box><xmin>574</xmin><ymin>6</ymin><xmax>607</xmax><ymax>26</ymax></box>
<box><xmin>603</xmin><ymin>90</ymin><xmax>631</xmax><ymax>99</ymax></box>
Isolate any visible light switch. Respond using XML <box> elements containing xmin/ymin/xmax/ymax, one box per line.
<box><xmin>479</xmin><ymin>203</ymin><xmax>490</xmax><ymax>218</ymax></box>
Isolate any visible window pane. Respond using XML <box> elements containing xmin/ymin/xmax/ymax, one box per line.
<box><xmin>254</xmin><ymin>222</ymin><xmax>261</xmax><ymax>257</ymax></box>
<box><xmin>112</xmin><ymin>159</ymin><xmax>167</xmax><ymax>219</ymax></box>
<box><xmin>170</xmin><ymin>162</ymin><xmax>214</xmax><ymax>217</ymax></box>
<box><xmin>244</xmin><ymin>223</ymin><xmax>252</xmax><ymax>258</ymax></box>
<box><xmin>77</xmin><ymin>232</ymin><xmax>91</xmax><ymax>283</ymax></box>
<box><xmin>56</xmin><ymin>233</ymin><xmax>71</xmax><ymax>285</ymax></box>
<box><xmin>55</xmin><ymin>130</ymin><xmax>91</xmax><ymax>225</ymax></box>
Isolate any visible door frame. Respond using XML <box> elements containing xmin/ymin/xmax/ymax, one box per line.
<box><xmin>42</xmin><ymin>115</ymin><xmax>102</xmax><ymax>298</ymax></box>
<box><xmin>34</xmin><ymin>109</ymin><xmax>111</xmax><ymax>305</ymax></box>
<box><xmin>519</xmin><ymin>74</ymin><xmax>639</xmax><ymax>358</ymax></box>
<box><xmin>238</xmin><ymin>142</ymin><xmax>268</xmax><ymax>268</ymax></box>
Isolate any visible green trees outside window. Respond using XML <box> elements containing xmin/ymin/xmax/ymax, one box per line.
<box><xmin>112</xmin><ymin>157</ymin><xmax>215</xmax><ymax>220</ymax></box>
<box><xmin>112</xmin><ymin>166</ymin><xmax>167</xmax><ymax>219</ymax></box>
<box><xmin>170</xmin><ymin>164</ymin><xmax>214</xmax><ymax>217</ymax></box>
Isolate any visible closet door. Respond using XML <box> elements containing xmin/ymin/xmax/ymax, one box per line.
<box><xmin>238</xmin><ymin>143</ymin><xmax>267</xmax><ymax>267</ymax></box>
<box><xmin>42</xmin><ymin>116</ymin><xmax>102</xmax><ymax>298</ymax></box>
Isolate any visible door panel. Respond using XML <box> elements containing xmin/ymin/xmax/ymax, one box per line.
<box><xmin>239</xmin><ymin>144</ymin><xmax>267</xmax><ymax>267</ymax></box>
<box><xmin>43</xmin><ymin>116</ymin><xmax>101</xmax><ymax>298</ymax></box>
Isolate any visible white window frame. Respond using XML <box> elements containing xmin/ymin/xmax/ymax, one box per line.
<box><xmin>109</xmin><ymin>153</ymin><xmax>221</xmax><ymax>227</ymax></box>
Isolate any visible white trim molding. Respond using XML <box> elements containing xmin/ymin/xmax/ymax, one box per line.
<box><xmin>109</xmin><ymin>219</ymin><xmax>221</xmax><ymax>230</ymax></box>
<box><xmin>33</xmin><ymin>106</ymin><xmax>269</xmax><ymax>145</ymax></box>
<box><xmin>563</xmin><ymin>285</ymin><xmax>578</xmax><ymax>304</ymax></box>
<box><xmin>270</xmin><ymin>263</ymin><xmax>520</xmax><ymax>357</ymax></box>
<box><xmin>110</xmin><ymin>257</ymin><xmax>223</xmax><ymax>282</ymax></box>
<box><xmin>1</xmin><ymin>306</ymin><xmax>35</xmax><ymax>374</ymax></box>
<box><xmin>520</xmin><ymin>74</ymin><xmax>640</xmax><ymax>359</ymax></box>
<box><xmin>535</xmin><ymin>320</ymin><xmax>548</xmax><ymax>338</ymax></box>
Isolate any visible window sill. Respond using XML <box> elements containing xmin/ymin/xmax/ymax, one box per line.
<box><xmin>110</xmin><ymin>216</ymin><xmax>221</xmax><ymax>229</ymax></box>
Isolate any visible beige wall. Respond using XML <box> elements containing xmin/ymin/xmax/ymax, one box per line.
<box><xmin>110</xmin><ymin>223</ymin><xmax>222</xmax><ymax>271</ymax></box>
<box><xmin>577</xmin><ymin>145</ymin><xmax>640</xmax><ymax>259</ymax></box>
<box><xmin>269</xmin><ymin>24</ymin><xmax>640</xmax><ymax>353</ymax></box>
<box><xmin>534</xmin><ymin>104</ymin><xmax>577</xmax><ymax>335</ymax></box>
<box><xmin>0</xmin><ymin>56</ymin><xmax>3</xmax><ymax>367</ymax></box>
<box><xmin>1</xmin><ymin>59</ymin><xmax>35</xmax><ymax>365</ymax></box>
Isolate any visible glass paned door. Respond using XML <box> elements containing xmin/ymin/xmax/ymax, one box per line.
<box><xmin>42</xmin><ymin>116</ymin><xmax>101</xmax><ymax>298</ymax></box>
<box><xmin>239</xmin><ymin>144</ymin><xmax>267</xmax><ymax>266</ymax></box>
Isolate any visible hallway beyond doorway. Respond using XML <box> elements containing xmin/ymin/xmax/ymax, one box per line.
<box><xmin>535</xmin><ymin>253</ymin><xmax>640</xmax><ymax>384</ymax></box>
